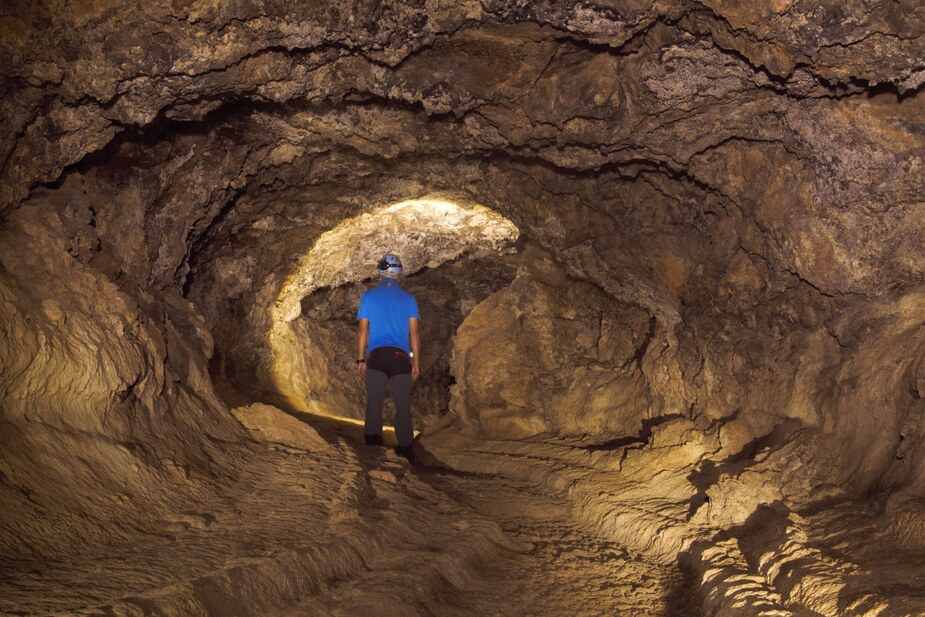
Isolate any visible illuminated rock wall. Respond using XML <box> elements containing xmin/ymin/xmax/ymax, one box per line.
<box><xmin>2</xmin><ymin>1</ymin><xmax>925</xmax><ymax>614</ymax></box>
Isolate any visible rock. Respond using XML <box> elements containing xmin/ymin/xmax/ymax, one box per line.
<box><xmin>231</xmin><ymin>403</ymin><xmax>330</xmax><ymax>452</ymax></box>
<box><xmin>450</xmin><ymin>245</ymin><xmax>651</xmax><ymax>439</ymax></box>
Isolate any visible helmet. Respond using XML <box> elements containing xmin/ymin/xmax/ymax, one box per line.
<box><xmin>377</xmin><ymin>253</ymin><xmax>403</xmax><ymax>275</ymax></box>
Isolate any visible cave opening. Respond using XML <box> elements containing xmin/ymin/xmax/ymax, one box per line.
<box><xmin>3</xmin><ymin>2</ymin><xmax>925</xmax><ymax>616</ymax></box>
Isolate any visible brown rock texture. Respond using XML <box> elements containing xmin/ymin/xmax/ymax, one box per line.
<box><xmin>2</xmin><ymin>0</ymin><xmax>925</xmax><ymax>615</ymax></box>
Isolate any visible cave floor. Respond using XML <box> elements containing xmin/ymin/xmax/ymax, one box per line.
<box><xmin>1</xmin><ymin>413</ymin><xmax>696</xmax><ymax>617</ymax></box>
<box><xmin>410</xmin><ymin>466</ymin><xmax>699</xmax><ymax>617</ymax></box>
<box><xmin>268</xmin><ymin>467</ymin><xmax>696</xmax><ymax>617</ymax></box>
<box><xmin>6</xmin><ymin>410</ymin><xmax>925</xmax><ymax>616</ymax></box>
<box><xmin>270</xmin><ymin>415</ymin><xmax>700</xmax><ymax>617</ymax></box>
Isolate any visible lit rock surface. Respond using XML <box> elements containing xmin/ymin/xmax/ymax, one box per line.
<box><xmin>2</xmin><ymin>1</ymin><xmax>925</xmax><ymax>615</ymax></box>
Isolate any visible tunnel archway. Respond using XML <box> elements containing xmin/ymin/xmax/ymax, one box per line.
<box><xmin>265</xmin><ymin>195</ymin><xmax>520</xmax><ymax>425</ymax></box>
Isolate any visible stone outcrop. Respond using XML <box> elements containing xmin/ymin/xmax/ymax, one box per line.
<box><xmin>2</xmin><ymin>1</ymin><xmax>925</xmax><ymax>614</ymax></box>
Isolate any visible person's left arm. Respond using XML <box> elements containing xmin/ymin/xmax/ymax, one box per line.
<box><xmin>357</xmin><ymin>318</ymin><xmax>369</xmax><ymax>379</ymax></box>
<box><xmin>409</xmin><ymin>317</ymin><xmax>420</xmax><ymax>381</ymax></box>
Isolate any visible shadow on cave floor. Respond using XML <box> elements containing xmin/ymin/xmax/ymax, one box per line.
<box><xmin>278</xmin><ymin>404</ymin><xmax>517</xmax><ymax>483</ymax></box>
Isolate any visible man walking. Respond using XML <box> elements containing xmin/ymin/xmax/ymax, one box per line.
<box><xmin>356</xmin><ymin>253</ymin><xmax>421</xmax><ymax>463</ymax></box>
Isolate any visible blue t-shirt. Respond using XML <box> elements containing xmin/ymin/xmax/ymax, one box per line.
<box><xmin>357</xmin><ymin>279</ymin><xmax>420</xmax><ymax>354</ymax></box>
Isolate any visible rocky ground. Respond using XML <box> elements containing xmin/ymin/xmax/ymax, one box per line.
<box><xmin>1</xmin><ymin>404</ymin><xmax>696</xmax><ymax>617</ymax></box>
<box><xmin>4</xmin><ymin>402</ymin><xmax>924</xmax><ymax>616</ymax></box>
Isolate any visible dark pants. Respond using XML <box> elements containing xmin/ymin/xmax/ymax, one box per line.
<box><xmin>364</xmin><ymin>346</ymin><xmax>414</xmax><ymax>446</ymax></box>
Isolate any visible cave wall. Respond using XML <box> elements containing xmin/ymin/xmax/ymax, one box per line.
<box><xmin>2</xmin><ymin>0</ymin><xmax>925</xmax><ymax>564</ymax></box>
<box><xmin>0</xmin><ymin>197</ymin><xmax>251</xmax><ymax>560</ymax></box>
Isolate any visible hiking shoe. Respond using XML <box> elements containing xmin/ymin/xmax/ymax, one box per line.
<box><xmin>394</xmin><ymin>444</ymin><xmax>415</xmax><ymax>464</ymax></box>
<box><xmin>364</xmin><ymin>433</ymin><xmax>384</xmax><ymax>446</ymax></box>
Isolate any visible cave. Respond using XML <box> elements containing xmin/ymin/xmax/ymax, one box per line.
<box><xmin>2</xmin><ymin>2</ymin><xmax>925</xmax><ymax>615</ymax></box>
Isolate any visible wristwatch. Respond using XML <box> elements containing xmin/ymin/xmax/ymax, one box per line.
<box><xmin>356</xmin><ymin>358</ymin><xmax>366</xmax><ymax>364</ymax></box>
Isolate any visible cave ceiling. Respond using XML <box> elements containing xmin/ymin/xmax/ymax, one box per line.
<box><xmin>2</xmin><ymin>1</ymin><xmax>923</xmax><ymax>304</ymax></box>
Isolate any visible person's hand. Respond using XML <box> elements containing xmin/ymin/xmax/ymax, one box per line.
<box><xmin>411</xmin><ymin>362</ymin><xmax>420</xmax><ymax>382</ymax></box>
<box><xmin>358</xmin><ymin>362</ymin><xmax>367</xmax><ymax>380</ymax></box>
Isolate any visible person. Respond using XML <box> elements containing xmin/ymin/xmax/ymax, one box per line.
<box><xmin>356</xmin><ymin>253</ymin><xmax>421</xmax><ymax>462</ymax></box>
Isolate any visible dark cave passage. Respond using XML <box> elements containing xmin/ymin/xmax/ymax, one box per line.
<box><xmin>2</xmin><ymin>2</ymin><xmax>925</xmax><ymax>615</ymax></box>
